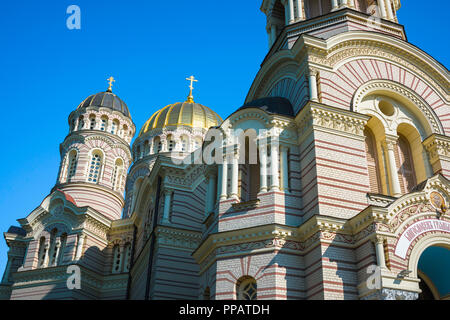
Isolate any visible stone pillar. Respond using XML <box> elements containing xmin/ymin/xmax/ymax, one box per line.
<box><xmin>348</xmin><ymin>0</ymin><xmax>355</xmax><ymax>7</ymax></box>
<box><xmin>378</xmin><ymin>0</ymin><xmax>387</xmax><ymax>18</ymax></box>
<box><xmin>42</xmin><ymin>241</ymin><xmax>50</xmax><ymax>268</ymax></box>
<box><xmin>75</xmin><ymin>234</ymin><xmax>86</xmax><ymax>261</ymax></box>
<box><xmin>308</xmin><ymin>68</ymin><xmax>319</xmax><ymax>102</ymax></box>
<box><xmin>288</xmin><ymin>0</ymin><xmax>295</xmax><ymax>23</ymax></box>
<box><xmin>383</xmin><ymin>136</ymin><xmax>402</xmax><ymax>197</ymax></box>
<box><xmin>373</xmin><ymin>236</ymin><xmax>386</xmax><ymax>268</ymax></box>
<box><xmin>118</xmin><ymin>246</ymin><xmax>124</xmax><ymax>273</ymax></box>
<box><xmin>385</xmin><ymin>0</ymin><xmax>394</xmax><ymax>20</ymax></box>
<box><xmin>296</xmin><ymin>0</ymin><xmax>305</xmax><ymax>20</ymax></box>
<box><xmin>270</xmin><ymin>141</ymin><xmax>280</xmax><ymax>192</ymax></box>
<box><xmin>220</xmin><ymin>156</ymin><xmax>228</xmax><ymax>200</ymax></box>
<box><xmin>230</xmin><ymin>152</ymin><xmax>239</xmax><ymax>199</ymax></box>
<box><xmin>162</xmin><ymin>189</ymin><xmax>173</xmax><ymax>223</ymax></box>
<box><xmin>259</xmin><ymin>143</ymin><xmax>268</xmax><ymax>193</ymax></box>
<box><xmin>341</xmin><ymin>0</ymin><xmax>349</xmax><ymax>7</ymax></box>
<box><xmin>52</xmin><ymin>239</ymin><xmax>61</xmax><ymax>266</ymax></box>
<box><xmin>331</xmin><ymin>0</ymin><xmax>339</xmax><ymax>10</ymax></box>
<box><xmin>280</xmin><ymin>146</ymin><xmax>289</xmax><ymax>192</ymax></box>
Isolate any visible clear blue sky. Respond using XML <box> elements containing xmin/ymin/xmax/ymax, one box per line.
<box><xmin>0</xmin><ymin>1</ymin><xmax>448</xmax><ymax>273</ymax></box>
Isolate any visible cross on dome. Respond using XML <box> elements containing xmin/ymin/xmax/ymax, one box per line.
<box><xmin>186</xmin><ymin>75</ymin><xmax>198</xmax><ymax>103</ymax></box>
<box><xmin>107</xmin><ymin>76</ymin><xmax>116</xmax><ymax>92</ymax></box>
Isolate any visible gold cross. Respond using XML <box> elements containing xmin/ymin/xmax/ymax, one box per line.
<box><xmin>186</xmin><ymin>75</ymin><xmax>198</xmax><ymax>103</ymax></box>
<box><xmin>107</xmin><ymin>76</ymin><xmax>116</xmax><ymax>92</ymax></box>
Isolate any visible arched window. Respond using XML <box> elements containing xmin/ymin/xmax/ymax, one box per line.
<box><xmin>123</xmin><ymin>243</ymin><xmax>132</xmax><ymax>272</ymax></box>
<box><xmin>111</xmin><ymin>120</ymin><xmax>119</xmax><ymax>135</ymax></box>
<box><xmin>144</xmin><ymin>141</ymin><xmax>150</xmax><ymax>156</ymax></box>
<box><xmin>48</xmin><ymin>228</ymin><xmax>58</xmax><ymax>267</ymax></box>
<box><xmin>112</xmin><ymin>245</ymin><xmax>122</xmax><ymax>274</ymax></box>
<box><xmin>396</xmin><ymin>134</ymin><xmax>417</xmax><ymax>193</ymax></box>
<box><xmin>237</xmin><ymin>277</ymin><xmax>257</xmax><ymax>300</ymax></box>
<box><xmin>67</xmin><ymin>150</ymin><xmax>78</xmax><ymax>182</ymax></box>
<box><xmin>194</xmin><ymin>137</ymin><xmax>202</xmax><ymax>151</ymax></box>
<box><xmin>239</xmin><ymin>134</ymin><xmax>260</xmax><ymax>202</ymax></box>
<box><xmin>136</xmin><ymin>146</ymin><xmax>141</xmax><ymax>160</ymax></box>
<box><xmin>100</xmin><ymin>116</ymin><xmax>108</xmax><ymax>131</ymax></box>
<box><xmin>58</xmin><ymin>233</ymin><xmax>67</xmax><ymax>265</ymax></box>
<box><xmin>37</xmin><ymin>237</ymin><xmax>47</xmax><ymax>268</ymax></box>
<box><xmin>181</xmin><ymin>135</ymin><xmax>189</xmax><ymax>152</ymax></box>
<box><xmin>153</xmin><ymin>137</ymin><xmax>162</xmax><ymax>153</ymax></box>
<box><xmin>364</xmin><ymin>128</ymin><xmax>382</xmax><ymax>194</ymax></box>
<box><xmin>167</xmin><ymin>135</ymin><xmax>175</xmax><ymax>152</ymax></box>
<box><xmin>77</xmin><ymin>116</ymin><xmax>85</xmax><ymax>130</ymax></box>
<box><xmin>112</xmin><ymin>158</ymin><xmax>124</xmax><ymax>191</ymax></box>
<box><xmin>89</xmin><ymin>115</ymin><xmax>96</xmax><ymax>130</ymax></box>
<box><xmin>87</xmin><ymin>150</ymin><xmax>103</xmax><ymax>184</ymax></box>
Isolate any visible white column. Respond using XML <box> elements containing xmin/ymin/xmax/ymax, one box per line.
<box><xmin>378</xmin><ymin>0</ymin><xmax>387</xmax><ymax>18</ymax></box>
<box><xmin>270</xmin><ymin>142</ymin><xmax>280</xmax><ymax>192</ymax></box>
<box><xmin>52</xmin><ymin>240</ymin><xmax>61</xmax><ymax>266</ymax></box>
<box><xmin>288</xmin><ymin>0</ymin><xmax>295</xmax><ymax>23</ymax></box>
<box><xmin>43</xmin><ymin>242</ymin><xmax>50</xmax><ymax>267</ymax></box>
<box><xmin>373</xmin><ymin>236</ymin><xmax>386</xmax><ymax>268</ymax></box>
<box><xmin>331</xmin><ymin>0</ymin><xmax>339</xmax><ymax>10</ymax></box>
<box><xmin>296</xmin><ymin>0</ymin><xmax>305</xmax><ymax>20</ymax></box>
<box><xmin>308</xmin><ymin>68</ymin><xmax>319</xmax><ymax>102</ymax></box>
<box><xmin>220</xmin><ymin>157</ymin><xmax>228</xmax><ymax>200</ymax></box>
<box><xmin>259</xmin><ymin>143</ymin><xmax>268</xmax><ymax>193</ymax></box>
<box><xmin>385</xmin><ymin>0</ymin><xmax>394</xmax><ymax>20</ymax></box>
<box><xmin>348</xmin><ymin>0</ymin><xmax>355</xmax><ymax>7</ymax></box>
<box><xmin>75</xmin><ymin>234</ymin><xmax>85</xmax><ymax>261</ymax></box>
<box><xmin>384</xmin><ymin>138</ymin><xmax>402</xmax><ymax>197</ymax></box>
<box><xmin>280</xmin><ymin>146</ymin><xmax>289</xmax><ymax>192</ymax></box>
<box><xmin>230</xmin><ymin>152</ymin><xmax>239</xmax><ymax>199</ymax></box>
<box><xmin>162</xmin><ymin>189</ymin><xmax>173</xmax><ymax>223</ymax></box>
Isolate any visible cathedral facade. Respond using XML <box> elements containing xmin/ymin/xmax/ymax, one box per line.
<box><xmin>1</xmin><ymin>0</ymin><xmax>449</xmax><ymax>300</ymax></box>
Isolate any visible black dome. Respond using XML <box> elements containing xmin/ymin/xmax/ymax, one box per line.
<box><xmin>77</xmin><ymin>91</ymin><xmax>131</xmax><ymax>118</ymax></box>
<box><xmin>239</xmin><ymin>97</ymin><xmax>294</xmax><ymax>117</ymax></box>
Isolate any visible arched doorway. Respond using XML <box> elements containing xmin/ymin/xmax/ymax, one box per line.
<box><xmin>417</xmin><ymin>246</ymin><xmax>450</xmax><ymax>300</ymax></box>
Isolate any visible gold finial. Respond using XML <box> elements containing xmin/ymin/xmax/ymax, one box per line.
<box><xmin>186</xmin><ymin>75</ymin><xmax>198</xmax><ymax>103</ymax></box>
<box><xmin>107</xmin><ymin>76</ymin><xmax>116</xmax><ymax>92</ymax></box>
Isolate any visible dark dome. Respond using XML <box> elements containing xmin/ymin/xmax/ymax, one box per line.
<box><xmin>239</xmin><ymin>97</ymin><xmax>294</xmax><ymax>117</ymax></box>
<box><xmin>77</xmin><ymin>91</ymin><xmax>131</xmax><ymax>118</ymax></box>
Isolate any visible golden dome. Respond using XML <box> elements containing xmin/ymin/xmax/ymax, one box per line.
<box><xmin>139</xmin><ymin>102</ymin><xmax>223</xmax><ymax>137</ymax></box>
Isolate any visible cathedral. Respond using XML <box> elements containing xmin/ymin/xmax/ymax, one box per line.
<box><xmin>1</xmin><ymin>0</ymin><xmax>449</xmax><ymax>300</ymax></box>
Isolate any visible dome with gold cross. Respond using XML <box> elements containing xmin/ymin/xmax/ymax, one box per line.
<box><xmin>138</xmin><ymin>76</ymin><xmax>222</xmax><ymax>137</ymax></box>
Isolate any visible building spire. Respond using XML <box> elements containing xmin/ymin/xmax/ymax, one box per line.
<box><xmin>107</xmin><ymin>76</ymin><xmax>116</xmax><ymax>92</ymax></box>
<box><xmin>186</xmin><ymin>75</ymin><xmax>198</xmax><ymax>103</ymax></box>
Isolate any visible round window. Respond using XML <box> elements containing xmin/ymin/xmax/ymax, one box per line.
<box><xmin>379</xmin><ymin>100</ymin><xmax>395</xmax><ymax>116</ymax></box>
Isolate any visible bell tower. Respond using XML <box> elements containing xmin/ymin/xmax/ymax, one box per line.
<box><xmin>55</xmin><ymin>78</ymin><xmax>135</xmax><ymax>220</ymax></box>
<box><xmin>262</xmin><ymin>0</ymin><xmax>403</xmax><ymax>48</ymax></box>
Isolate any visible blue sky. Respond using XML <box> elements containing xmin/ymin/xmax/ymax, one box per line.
<box><xmin>0</xmin><ymin>1</ymin><xmax>448</xmax><ymax>274</ymax></box>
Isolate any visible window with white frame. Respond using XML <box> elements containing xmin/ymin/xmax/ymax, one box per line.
<box><xmin>88</xmin><ymin>151</ymin><xmax>103</xmax><ymax>184</ymax></box>
<box><xmin>111</xmin><ymin>120</ymin><xmax>119</xmax><ymax>134</ymax></box>
<box><xmin>67</xmin><ymin>150</ymin><xmax>78</xmax><ymax>182</ymax></box>
<box><xmin>89</xmin><ymin>116</ymin><xmax>96</xmax><ymax>130</ymax></box>
<box><xmin>112</xmin><ymin>158</ymin><xmax>124</xmax><ymax>191</ymax></box>
<box><xmin>100</xmin><ymin>117</ymin><xmax>108</xmax><ymax>131</ymax></box>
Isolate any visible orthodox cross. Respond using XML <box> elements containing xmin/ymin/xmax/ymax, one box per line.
<box><xmin>186</xmin><ymin>75</ymin><xmax>198</xmax><ymax>103</ymax></box>
<box><xmin>107</xmin><ymin>76</ymin><xmax>116</xmax><ymax>92</ymax></box>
